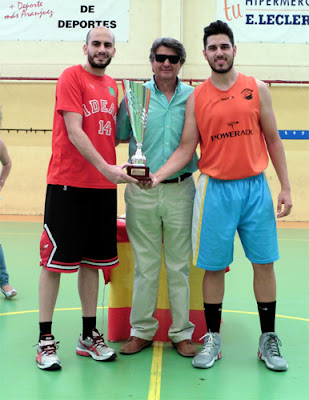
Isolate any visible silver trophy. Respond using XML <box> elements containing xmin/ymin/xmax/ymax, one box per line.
<box><xmin>122</xmin><ymin>80</ymin><xmax>151</xmax><ymax>180</ymax></box>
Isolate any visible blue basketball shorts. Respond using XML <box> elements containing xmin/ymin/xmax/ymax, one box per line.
<box><xmin>192</xmin><ymin>173</ymin><xmax>279</xmax><ymax>271</ymax></box>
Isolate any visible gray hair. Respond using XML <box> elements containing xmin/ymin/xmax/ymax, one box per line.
<box><xmin>149</xmin><ymin>37</ymin><xmax>186</xmax><ymax>65</ymax></box>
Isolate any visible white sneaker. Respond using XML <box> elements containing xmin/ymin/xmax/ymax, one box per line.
<box><xmin>192</xmin><ymin>332</ymin><xmax>222</xmax><ymax>369</ymax></box>
<box><xmin>76</xmin><ymin>329</ymin><xmax>117</xmax><ymax>361</ymax></box>
<box><xmin>258</xmin><ymin>332</ymin><xmax>288</xmax><ymax>371</ymax></box>
<box><xmin>36</xmin><ymin>334</ymin><xmax>61</xmax><ymax>370</ymax></box>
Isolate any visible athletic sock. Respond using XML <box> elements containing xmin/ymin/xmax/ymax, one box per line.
<box><xmin>39</xmin><ymin>321</ymin><xmax>52</xmax><ymax>340</ymax></box>
<box><xmin>82</xmin><ymin>316</ymin><xmax>96</xmax><ymax>339</ymax></box>
<box><xmin>204</xmin><ymin>303</ymin><xmax>222</xmax><ymax>333</ymax></box>
<box><xmin>257</xmin><ymin>301</ymin><xmax>276</xmax><ymax>333</ymax></box>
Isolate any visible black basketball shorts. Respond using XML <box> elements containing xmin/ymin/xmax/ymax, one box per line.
<box><xmin>40</xmin><ymin>184</ymin><xmax>119</xmax><ymax>273</ymax></box>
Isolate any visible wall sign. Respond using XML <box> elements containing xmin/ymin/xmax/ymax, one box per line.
<box><xmin>217</xmin><ymin>0</ymin><xmax>309</xmax><ymax>43</ymax></box>
<box><xmin>0</xmin><ymin>0</ymin><xmax>129</xmax><ymax>41</ymax></box>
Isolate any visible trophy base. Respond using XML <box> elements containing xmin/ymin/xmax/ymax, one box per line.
<box><xmin>127</xmin><ymin>165</ymin><xmax>151</xmax><ymax>181</ymax></box>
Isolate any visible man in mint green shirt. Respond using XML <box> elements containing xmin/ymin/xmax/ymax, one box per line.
<box><xmin>117</xmin><ymin>37</ymin><xmax>198</xmax><ymax>357</ymax></box>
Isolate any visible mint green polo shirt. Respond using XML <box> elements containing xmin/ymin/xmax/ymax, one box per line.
<box><xmin>116</xmin><ymin>76</ymin><xmax>198</xmax><ymax>179</ymax></box>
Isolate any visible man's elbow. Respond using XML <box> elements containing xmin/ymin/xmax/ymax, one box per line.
<box><xmin>3</xmin><ymin>159</ymin><xmax>12</xmax><ymax>170</ymax></box>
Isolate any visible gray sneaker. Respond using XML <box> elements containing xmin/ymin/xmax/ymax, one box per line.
<box><xmin>192</xmin><ymin>332</ymin><xmax>222</xmax><ymax>369</ymax></box>
<box><xmin>36</xmin><ymin>334</ymin><xmax>61</xmax><ymax>371</ymax></box>
<box><xmin>76</xmin><ymin>329</ymin><xmax>117</xmax><ymax>361</ymax></box>
<box><xmin>258</xmin><ymin>332</ymin><xmax>288</xmax><ymax>371</ymax></box>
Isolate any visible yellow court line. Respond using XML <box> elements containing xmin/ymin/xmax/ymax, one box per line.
<box><xmin>0</xmin><ymin>308</ymin><xmax>308</xmax><ymax>322</ymax></box>
<box><xmin>223</xmin><ymin>310</ymin><xmax>309</xmax><ymax>322</ymax></box>
<box><xmin>148</xmin><ymin>341</ymin><xmax>163</xmax><ymax>400</ymax></box>
<box><xmin>0</xmin><ymin>306</ymin><xmax>108</xmax><ymax>316</ymax></box>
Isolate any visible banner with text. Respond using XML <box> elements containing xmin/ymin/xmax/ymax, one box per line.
<box><xmin>0</xmin><ymin>0</ymin><xmax>129</xmax><ymax>41</ymax></box>
<box><xmin>217</xmin><ymin>0</ymin><xmax>309</xmax><ymax>43</ymax></box>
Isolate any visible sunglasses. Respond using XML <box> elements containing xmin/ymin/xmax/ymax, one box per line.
<box><xmin>155</xmin><ymin>54</ymin><xmax>180</xmax><ymax>64</ymax></box>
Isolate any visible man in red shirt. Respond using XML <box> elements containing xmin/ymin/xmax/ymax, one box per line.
<box><xmin>36</xmin><ymin>27</ymin><xmax>137</xmax><ymax>371</ymax></box>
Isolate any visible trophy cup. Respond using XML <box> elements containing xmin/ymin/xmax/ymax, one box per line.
<box><xmin>122</xmin><ymin>80</ymin><xmax>151</xmax><ymax>180</ymax></box>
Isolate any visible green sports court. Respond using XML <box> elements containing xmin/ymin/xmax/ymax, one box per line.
<box><xmin>0</xmin><ymin>218</ymin><xmax>308</xmax><ymax>400</ymax></box>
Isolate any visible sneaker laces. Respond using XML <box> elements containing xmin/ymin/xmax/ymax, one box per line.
<box><xmin>265</xmin><ymin>334</ymin><xmax>282</xmax><ymax>357</ymax></box>
<box><xmin>91</xmin><ymin>330</ymin><xmax>108</xmax><ymax>349</ymax></box>
<box><xmin>199</xmin><ymin>333</ymin><xmax>217</xmax><ymax>356</ymax></box>
<box><xmin>41</xmin><ymin>342</ymin><xmax>59</xmax><ymax>355</ymax></box>
<box><xmin>34</xmin><ymin>340</ymin><xmax>59</xmax><ymax>355</ymax></box>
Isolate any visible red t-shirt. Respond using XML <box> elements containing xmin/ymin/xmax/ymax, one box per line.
<box><xmin>195</xmin><ymin>73</ymin><xmax>269</xmax><ymax>180</ymax></box>
<box><xmin>47</xmin><ymin>65</ymin><xmax>118</xmax><ymax>189</ymax></box>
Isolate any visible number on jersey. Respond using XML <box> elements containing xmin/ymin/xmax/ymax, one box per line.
<box><xmin>98</xmin><ymin>120</ymin><xmax>111</xmax><ymax>135</ymax></box>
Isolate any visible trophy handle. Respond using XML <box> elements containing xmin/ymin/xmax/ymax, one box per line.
<box><xmin>122</xmin><ymin>80</ymin><xmax>151</xmax><ymax>181</ymax></box>
<box><xmin>122</xmin><ymin>80</ymin><xmax>151</xmax><ymax>145</ymax></box>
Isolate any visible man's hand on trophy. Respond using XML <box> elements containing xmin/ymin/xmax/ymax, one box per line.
<box><xmin>104</xmin><ymin>163</ymin><xmax>139</xmax><ymax>184</ymax></box>
<box><xmin>137</xmin><ymin>175</ymin><xmax>153</xmax><ymax>190</ymax></box>
<box><xmin>149</xmin><ymin>175</ymin><xmax>161</xmax><ymax>189</ymax></box>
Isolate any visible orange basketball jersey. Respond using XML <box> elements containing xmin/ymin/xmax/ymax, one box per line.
<box><xmin>194</xmin><ymin>73</ymin><xmax>269</xmax><ymax>180</ymax></box>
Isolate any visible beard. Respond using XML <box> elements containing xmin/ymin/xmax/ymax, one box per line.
<box><xmin>88</xmin><ymin>54</ymin><xmax>112</xmax><ymax>70</ymax></box>
<box><xmin>209</xmin><ymin>58</ymin><xmax>234</xmax><ymax>74</ymax></box>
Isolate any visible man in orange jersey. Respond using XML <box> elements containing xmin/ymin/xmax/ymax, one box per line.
<box><xmin>36</xmin><ymin>27</ymin><xmax>138</xmax><ymax>371</ymax></box>
<box><xmin>149</xmin><ymin>20</ymin><xmax>292</xmax><ymax>372</ymax></box>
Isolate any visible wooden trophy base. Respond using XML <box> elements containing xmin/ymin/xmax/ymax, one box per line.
<box><xmin>127</xmin><ymin>165</ymin><xmax>151</xmax><ymax>181</ymax></box>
